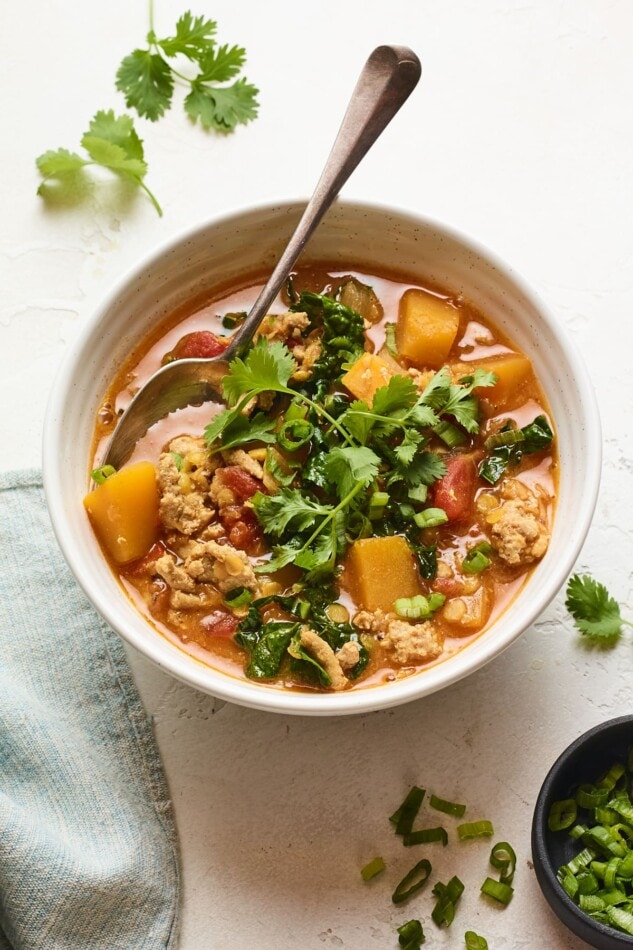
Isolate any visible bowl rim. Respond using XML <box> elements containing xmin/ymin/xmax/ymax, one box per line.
<box><xmin>531</xmin><ymin>715</ymin><xmax>633</xmax><ymax>947</ymax></box>
<box><xmin>42</xmin><ymin>196</ymin><xmax>602</xmax><ymax>716</ymax></box>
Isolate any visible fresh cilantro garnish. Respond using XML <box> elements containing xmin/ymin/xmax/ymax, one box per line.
<box><xmin>36</xmin><ymin>111</ymin><xmax>162</xmax><ymax>215</ymax></box>
<box><xmin>116</xmin><ymin>9</ymin><xmax>259</xmax><ymax>130</ymax></box>
<box><xmin>420</xmin><ymin>368</ymin><xmax>497</xmax><ymax>435</ymax></box>
<box><xmin>204</xmin><ymin>411</ymin><xmax>276</xmax><ymax>455</ymax></box>
<box><xmin>565</xmin><ymin>574</ymin><xmax>633</xmax><ymax>641</ymax></box>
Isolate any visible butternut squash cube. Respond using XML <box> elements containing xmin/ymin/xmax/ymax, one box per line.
<box><xmin>84</xmin><ymin>461</ymin><xmax>159</xmax><ymax>565</ymax></box>
<box><xmin>455</xmin><ymin>353</ymin><xmax>533</xmax><ymax>410</ymax></box>
<box><xmin>341</xmin><ymin>352</ymin><xmax>396</xmax><ymax>404</ymax></box>
<box><xmin>346</xmin><ymin>535</ymin><xmax>422</xmax><ymax>612</ymax></box>
<box><xmin>396</xmin><ymin>289</ymin><xmax>460</xmax><ymax>369</ymax></box>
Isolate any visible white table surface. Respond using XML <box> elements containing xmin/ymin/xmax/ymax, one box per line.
<box><xmin>3</xmin><ymin>1</ymin><xmax>633</xmax><ymax>946</ymax></box>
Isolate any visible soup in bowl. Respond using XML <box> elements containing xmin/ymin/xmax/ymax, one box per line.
<box><xmin>43</xmin><ymin>200</ymin><xmax>601</xmax><ymax>715</ymax></box>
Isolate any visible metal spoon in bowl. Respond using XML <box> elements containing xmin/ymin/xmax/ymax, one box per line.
<box><xmin>103</xmin><ymin>45</ymin><xmax>421</xmax><ymax>470</ymax></box>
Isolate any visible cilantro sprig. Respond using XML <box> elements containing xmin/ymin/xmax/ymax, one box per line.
<box><xmin>116</xmin><ymin>7</ymin><xmax>259</xmax><ymax>130</ymax></box>
<box><xmin>566</xmin><ymin>574</ymin><xmax>633</xmax><ymax>641</ymax></box>
<box><xmin>36</xmin><ymin>111</ymin><xmax>162</xmax><ymax>215</ymax></box>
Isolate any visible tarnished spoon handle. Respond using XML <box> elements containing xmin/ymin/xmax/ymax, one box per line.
<box><xmin>223</xmin><ymin>45</ymin><xmax>421</xmax><ymax>360</ymax></box>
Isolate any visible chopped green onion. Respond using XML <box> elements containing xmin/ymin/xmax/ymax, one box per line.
<box><xmin>595</xmin><ymin>807</ymin><xmax>619</xmax><ymax>826</ymax></box>
<box><xmin>223</xmin><ymin>587</ymin><xmax>253</xmax><ymax>608</ymax></box>
<box><xmin>490</xmin><ymin>841</ymin><xmax>517</xmax><ymax>885</ymax></box>
<box><xmin>392</xmin><ymin>858</ymin><xmax>432</xmax><ymax>904</ymax></box>
<box><xmin>609</xmin><ymin>798</ymin><xmax>633</xmax><ymax>824</ymax></box>
<box><xmin>578</xmin><ymin>893</ymin><xmax>605</xmax><ymax>913</ymax></box>
<box><xmin>403</xmin><ymin>827</ymin><xmax>448</xmax><ymax>847</ymax></box>
<box><xmin>548</xmin><ymin>798</ymin><xmax>577</xmax><ymax>831</ymax></box>
<box><xmin>483</xmin><ymin>427</ymin><xmax>525</xmax><ymax>451</ymax></box>
<box><xmin>360</xmin><ymin>856</ymin><xmax>386</xmax><ymax>881</ymax></box>
<box><xmin>408</xmin><ymin>484</ymin><xmax>428</xmax><ymax>504</ymax></box>
<box><xmin>384</xmin><ymin>322</ymin><xmax>398</xmax><ymax>357</ymax></box>
<box><xmin>480</xmin><ymin>876</ymin><xmax>514</xmax><ymax>905</ymax></box>
<box><xmin>393</xmin><ymin>593</ymin><xmax>445</xmax><ymax>621</ymax></box>
<box><xmin>277</xmin><ymin>419</ymin><xmax>314</xmax><ymax>452</ymax></box>
<box><xmin>464</xmin><ymin>933</ymin><xmax>488</xmax><ymax>950</ymax></box>
<box><xmin>368</xmin><ymin>491</ymin><xmax>390</xmax><ymax>520</ymax></box>
<box><xmin>604</xmin><ymin>857</ymin><xmax>621</xmax><ymax>890</ymax></box>
<box><xmin>607</xmin><ymin>905</ymin><xmax>633</xmax><ymax>936</ymax></box>
<box><xmin>431</xmin><ymin>875</ymin><xmax>464</xmax><ymax>926</ymax></box>
<box><xmin>221</xmin><ymin>310</ymin><xmax>247</xmax><ymax>329</ymax></box>
<box><xmin>414</xmin><ymin>507</ymin><xmax>449</xmax><ymax>529</ymax></box>
<box><xmin>566</xmin><ymin>848</ymin><xmax>597</xmax><ymax>875</ymax></box>
<box><xmin>397</xmin><ymin>919</ymin><xmax>424</xmax><ymax>948</ymax></box>
<box><xmin>434</xmin><ymin>420</ymin><xmax>467</xmax><ymax>448</ymax></box>
<box><xmin>598</xmin><ymin>763</ymin><xmax>625</xmax><ymax>791</ymax></box>
<box><xmin>461</xmin><ymin>542</ymin><xmax>492</xmax><ymax>575</ymax></box>
<box><xmin>582</xmin><ymin>825</ymin><xmax>626</xmax><ymax>858</ymax></box>
<box><xmin>576</xmin><ymin>784</ymin><xmax>610</xmax><ymax>809</ymax></box>
<box><xmin>558</xmin><ymin>866</ymin><xmax>579</xmax><ymax>899</ymax></box>
<box><xmin>390</xmin><ymin>786</ymin><xmax>426</xmax><ymax>836</ymax></box>
<box><xmin>429</xmin><ymin>794</ymin><xmax>466</xmax><ymax>818</ymax></box>
<box><xmin>457</xmin><ymin>820</ymin><xmax>494</xmax><ymax>841</ymax></box>
<box><xmin>90</xmin><ymin>464</ymin><xmax>116</xmax><ymax>484</ymax></box>
<box><xmin>576</xmin><ymin>871</ymin><xmax>599</xmax><ymax>895</ymax></box>
<box><xmin>569</xmin><ymin>823</ymin><xmax>588</xmax><ymax>840</ymax></box>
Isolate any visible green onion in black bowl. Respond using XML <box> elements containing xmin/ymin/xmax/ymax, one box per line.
<box><xmin>532</xmin><ymin>716</ymin><xmax>633</xmax><ymax>949</ymax></box>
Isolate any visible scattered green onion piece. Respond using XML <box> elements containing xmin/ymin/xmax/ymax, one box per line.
<box><xmin>414</xmin><ymin>507</ymin><xmax>449</xmax><ymax>529</ymax></box>
<box><xmin>558</xmin><ymin>866</ymin><xmax>579</xmax><ymax>900</ymax></box>
<box><xmin>609</xmin><ymin>798</ymin><xmax>633</xmax><ymax>824</ymax></box>
<box><xmin>277</xmin><ymin>419</ymin><xmax>314</xmax><ymax>452</ymax></box>
<box><xmin>579</xmin><ymin>893</ymin><xmax>605</xmax><ymax>913</ymax></box>
<box><xmin>221</xmin><ymin>310</ymin><xmax>247</xmax><ymax>329</ymax></box>
<box><xmin>595</xmin><ymin>807</ymin><xmax>619</xmax><ymax>826</ymax></box>
<box><xmin>368</xmin><ymin>491</ymin><xmax>390</xmax><ymax>520</ymax></box>
<box><xmin>576</xmin><ymin>871</ymin><xmax>600</xmax><ymax>895</ymax></box>
<box><xmin>360</xmin><ymin>856</ymin><xmax>386</xmax><ymax>881</ymax></box>
<box><xmin>390</xmin><ymin>787</ymin><xmax>426</xmax><ymax>835</ymax></box>
<box><xmin>604</xmin><ymin>857</ymin><xmax>621</xmax><ymax>890</ymax></box>
<box><xmin>607</xmin><ymin>905</ymin><xmax>633</xmax><ymax>935</ymax></box>
<box><xmin>548</xmin><ymin>798</ymin><xmax>577</xmax><ymax>831</ymax></box>
<box><xmin>397</xmin><ymin>918</ymin><xmax>425</xmax><ymax>948</ymax></box>
<box><xmin>618</xmin><ymin>853</ymin><xmax>633</xmax><ymax>880</ymax></box>
<box><xmin>569</xmin><ymin>823</ymin><xmax>588</xmax><ymax>840</ymax></box>
<box><xmin>429</xmin><ymin>794</ymin><xmax>466</xmax><ymax>818</ymax></box>
<box><xmin>566</xmin><ymin>848</ymin><xmax>597</xmax><ymax>875</ymax></box>
<box><xmin>223</xmin><ymin>587</ymin><xmax>253</xmax><ymax>608</ymax></box>
<box><xmin>434</xmin><ymin>420</ymin><xmax>467</xmax><ymax>448</ymax></box>
<box><xmin>490</xmin><ymin>841</ymin><xmax>517</xmax><ymax>885</ymax></box>
<box><xmin>457</xmin><ymin>820</ymin><xmax>494</xmax><ymax>841</ymax></box>
<box><xmin>481</xmin><ymin>876</ymin><xmax>514</xmax><ymax>905</ymax></box>
<box><xmin>408</xmin><ymin>484</ymin><xmax>428</xmax><ymax>504</ymax></box>
<box><xmin>576</xmin><ymin>784</ymin><xmax>610</xmax><ymax>809</ymax></box>
<box><xmin>384</xmin><ymin>322</ymin><xmax>398</xmax><ymax>357</ymax></box>
<box><xmin>483</xmin><ymin>428</ymin><xmax>525</xmax><ymax>450</ymax></box>
<box><xmin>399</xmin><ymin>502</ymin><xmax>416</xmax><ymax>520</ymax></box>
<box><xmin>392</xmin><ymin>858</ymin><xmax>432</xmax><ymax>904</ymax></box>
<box><xmin>403</xmin><ymin>827</ymin><xmax>448</xmax><ymax>847</ymax></box>
<box><xmin>393</xmin><ymin>594</ymin><xmax>445</xmax><ymax>621</ymax></box>
<box><xmin>461</xmin><ymin>542</ymin><xmax>492</xmax><ymax>575</ymax></box>
<box><xmin>91</xmin><ymin>464</ymin><xmax>116</xmax><ymax>484</ymax></box>
<box><xmin>596</xmin><ymin>888</ymin><xmax>627</xmax><ymax>906</ymax></box>
<box><xmin>591</xmin><ymin>860</ymin><xmax>607</xmax><ymax>880</ymax></box>
<box><xmin>598</xmin><ymin>762</ymin><xmax>625</xmax><ymax>791</ymax></box>
<box><xmin>431</xmin><ymin>876</ymin><xmax>464</xmax><ymax>926</ymax></box>
<box><xmin>582</xmin><ymin>826</ymin><xmax>626</xmax><ymax>858</ymax></box>
<box><xmin>464</xmin><ymin>932</ymin><xmax>488</xmax><ymax>950</ymax></box>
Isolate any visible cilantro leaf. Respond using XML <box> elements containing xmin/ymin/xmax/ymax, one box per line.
<box><xmin>324</xmin><ymin>446</ymin><xmax>380</xmax><ymax>499</ymax></box>
<box><xmin>157</xmin><ymin>12</ymin><xmax>217</xmax><ymax>60</ymax></box>
<box><xmin>185</xmin><ymin>78</ymin><xmax>259</xmax><ymax>131</ymax></box>
<box><xmin>372</xmin><ymin>374</ymin><xmax>419</xmax><ymax>415</ymax></box>
<box><xmin>565</xmin><ymin>574</ymin><xmax>631</xmax><ymax>640</ymax></box>
<box><xmin>252</xmin><ymin>488</ymin><xmax>331</xmax><ymax>538</ymax></box>
<box><xmin>195</xmin><ymin>44</ymin><xmax>247</xmax><ymax>83</ymax></box>
<box><xmin>36</xmin><ymin>110</ymin><xmax>162</xmax><ymax>216</ymax></box>
<box><xmin>206</xmin><ymin>411</ymin><xmax>277</xmax><ymax>453</ymax></box>
<box><xmin>115</xmin><ymin>50</ymin><xmax>174</xmax><ymax>120</ymax></box>
<box><xmin>222</xmin><ymin>339</ymin><xmax>296</xmax><ymax>405</ymax></box>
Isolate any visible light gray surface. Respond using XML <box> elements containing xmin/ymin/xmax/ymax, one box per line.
<box><xmin>3</xmin><ymin>1</ymin><xmax>632</xmax><ymax>946</ymax></box>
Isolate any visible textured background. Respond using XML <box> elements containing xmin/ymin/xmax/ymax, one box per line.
<box><xmin>2</xmin><ymin>1</ymin><xmax>632</xmax><ymax>946</ymax></box>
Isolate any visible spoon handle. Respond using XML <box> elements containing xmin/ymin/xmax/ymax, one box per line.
<box><xmin>224</xmin><ymin>45</ymin><xmax>421</xmax><ymax>359</ymax></box>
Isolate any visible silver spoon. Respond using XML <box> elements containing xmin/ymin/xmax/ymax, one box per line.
<box><xmin>103</xmin><ymin>45</ymin><xmax>421</xmax><ymax>470</ymax></box>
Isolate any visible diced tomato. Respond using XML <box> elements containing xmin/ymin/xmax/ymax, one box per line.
<box><xmin>125</xmin><ymin>541</ymin><xmax>166</xmax><ymax>577</ymax></box>
<box><xmin>432</xmin><ymin>456</ymin><xmax>478</xmax><ymax>522</ymax></box>
<box><xmin>201</xmin><ymin>610</ymin><xmax>240</xmax><ymax>638</ymax></box>
<box><xmin>432</xmin><ymin>576</ymin><xmax>462</xmax><ymax>598</ymax></box>
<box><xmin>228</xmin><ymin>510</ymin><xmax>264</xmax><ymax>554</ymax></box>
<box><xmin>216</xmin><ymin>466</ymin><xmax>265</xmax><ymax>500</ymax></box>
<box><xmin>168</xmin><ymin>331</ymin><xmax>228</xmax><ymax>360</ymax></box>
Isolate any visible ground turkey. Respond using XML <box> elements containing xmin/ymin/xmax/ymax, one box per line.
<box><xmin>298</xmin><ymin>628</ymin><xmax>351</xmax><ymax>691</ymax></box>
<box><xmin>354</xmin><ymin>610</ymin><xmax>444</xmax><ymax>665</ymax></box>
<box><xmin>256</xmin><ymin>311</ymin><xmax>322</xmax><ymax>381</ymax></box>
<box><xmin>487</xmin><ymin>478</ymin><xmax>550</xmax><ymax>567</ymax></box>
<box><xmin>157</xmin><ymin>436</ymin><xmax>217</xmax><ymax>535</ymax></box>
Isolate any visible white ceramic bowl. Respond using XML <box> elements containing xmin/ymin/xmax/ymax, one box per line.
<box><xmin>43</xmin><ymin>199</ymin><xmax>601</xmax><ymax>716</ymax></box>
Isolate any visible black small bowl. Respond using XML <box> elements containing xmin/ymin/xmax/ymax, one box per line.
<box><xmin>532</xmin><ymin>716</ymin><xmax>633</xmax><ymax>949</ymax></box>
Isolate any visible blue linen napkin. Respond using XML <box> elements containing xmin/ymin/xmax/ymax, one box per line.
<box><xmin>0</xmin><ymin>470</ymin><xmax>180</xmax><ymax>949</ymax></box>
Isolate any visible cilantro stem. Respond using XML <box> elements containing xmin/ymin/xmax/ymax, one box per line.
<box><xmin>295</xmin><ymin>479</ymin><xmax>366</xmax><ymax>558</ymax></box>
<box><xmin>138</xmin><ymin>179</ymin><xmax>163</xmax><ymax>216</ymax></box>
<box><xmin>291</xmin><ymin>391</ymin><xmax>356</xmax><ymax>447</ymax></box>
